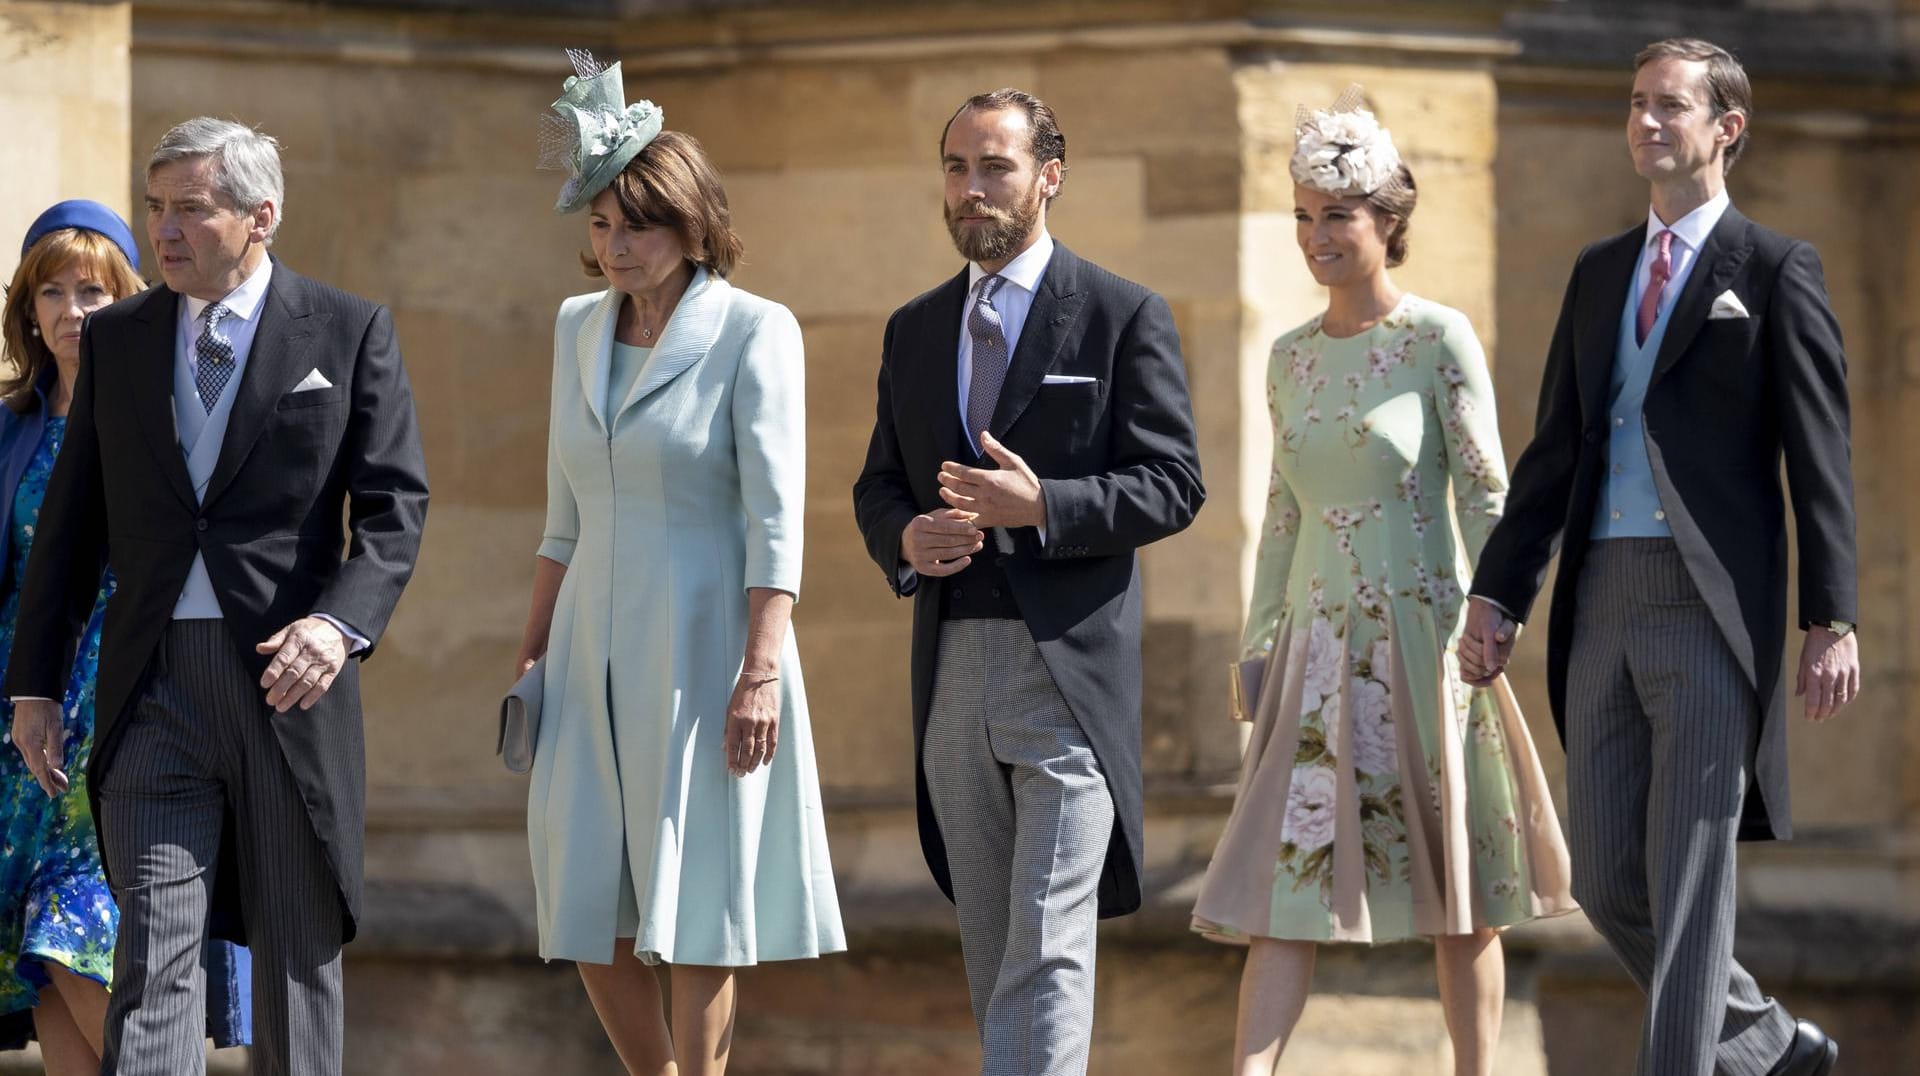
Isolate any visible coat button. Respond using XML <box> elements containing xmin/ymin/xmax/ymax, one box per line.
<box><xmin>951</xmin><ymin>588</ymin><xmax>964</xmax><ymax>600</ymax></box>
<box><xmin>196</xmin><ymin>519</ymin><xmax>209</xmax><ymax>532</ymax></box>
<box><xmin>1610</xmin><ymin>510</ymin><xmax>1622</xmax><ymax>521</ymax></box>
<box><xmin>1654</xmin><ymin>510</ymin><xmax>1666</xmax><ymax>521</ymax></box>
<box><xmin>1584</xmin><ymin>430</ymin><xmax>1600</xmax><ymax>444</ymax></box>
<box><xmin>1614</xmin><ymin>416</ymin><xmax>1625</xmax><ymax>427</ymax></box>
<box><xmin>990</xmin><ymin>588</ymin><xmax>1002</xmax><ymax>599</ymax></box>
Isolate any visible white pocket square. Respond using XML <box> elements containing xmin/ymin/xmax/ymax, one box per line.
<box><xmin>291</xmin><ymin>368</ymin><xmax>333</xmax><ymax>392</ymax></box>
<box><xmin>1041</xmin><ymin>374</ymin><xmax>1098</xmax><ymax>385</ymax></box>
<box><xmin>1708</xmin><ymin>290</ymin><xmax>1749</xmax><ymax>320</ymax></box>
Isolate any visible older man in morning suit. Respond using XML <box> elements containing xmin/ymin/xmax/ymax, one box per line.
<box><xmin>5</xmin><ymin>119</ymin><xmax>427</xmax><ymax>1076</ymax></box>
<box><xmin>853</xmin><ymin>90</ymin><xmax>1203</xmax><ymax>1074</ymax></box>
<box><xmin>1461</xmin><ymin>40</ymin><xmax>1855</xmax><ymax>1076</ymax></box>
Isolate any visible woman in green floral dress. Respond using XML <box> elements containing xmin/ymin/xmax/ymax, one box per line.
<box><xmin>1191</xmin><ymin>90</ymin><xmax>1576</xmax><ymax>1076</ymax></box>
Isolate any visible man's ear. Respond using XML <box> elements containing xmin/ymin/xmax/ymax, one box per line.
<box><xmin>1040</xmin><ymin>157</ymin><xmax>1064</xmax><ymax>200</ymax></box>
<box><xmin>250</xmin><ymin>200</ymin><xmax>277</xmax><ymax>245</ymax></box>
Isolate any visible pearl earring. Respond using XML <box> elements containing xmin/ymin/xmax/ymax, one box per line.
<box><xmin>29</xmin><ymin>326</ymin><xmax>38</xmax><ymax>337</ymax></box>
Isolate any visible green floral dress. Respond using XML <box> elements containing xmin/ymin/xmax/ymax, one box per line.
<box><xmin>1193</xmin><ymin>295</ymin><xmax>1576</xmax><ymax>944</ymax></box>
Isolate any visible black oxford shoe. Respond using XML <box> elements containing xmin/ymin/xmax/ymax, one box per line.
<box><xmin>1766</xmin><ymin>1019</ymin><xmax>1838</xmax><ymax>1076</ymax></box>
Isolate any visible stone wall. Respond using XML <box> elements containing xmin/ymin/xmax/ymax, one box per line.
<box><xmin>0</xmin><ymin>1</ymin><xmax>131</xmax><ymax>286</ymax></box>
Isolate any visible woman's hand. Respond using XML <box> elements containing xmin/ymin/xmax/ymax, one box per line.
<box><xmin>10</xmin><ymin>698</ymin><xmax>68</xmax><ymax>797</ymax></box>
<box><xmin>512</xmin><ymin>646</ymin><xmax>543</xmax><ymax>687</ymax></box>
<box><xmin>724</xmin><ymin>672</ymin><xmax>780</xmax><ymax>777</ymax></box>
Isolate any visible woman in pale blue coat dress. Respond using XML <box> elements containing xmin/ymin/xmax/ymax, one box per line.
<box><xmin>516</xmin><ymin>54</ymin><xmax>843</xmax><ymax>1076</ymax></box>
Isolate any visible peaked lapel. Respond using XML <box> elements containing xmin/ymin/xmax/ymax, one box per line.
<box><xmin>574</xmin><ymin>288</ymin><xmax>621</xmax><ymax>436</ymax></box>
<box><xmin>126</xmin><ymin>285</ymin><xmax>198</xmax><ymax>510</ymax></box>
<box><xmin>614</xmin><ymin>268</ymin><xmax>730</xmax><ymax>423</ymax></box>
<box><xmin>922</xmin><ymin>269</ymin><xmax>969</xmax><ymax>460</ymax></box>
<box><xmin>989</xmin><ymin>244</ymin><xmax>1085</xmax><ymax>439</ymax></box>
<box><xmin>203</xmin><ymin>264</ymin><xmax>330</xmax><ymax>509</ymax></box>
<box><xmin>1576</xmin><ymin>225</ymin><xmax>1644</xmax><ymax>424</ymax></box>
<box><xmin>1650</xmin><ymin>206</ymin><xmax>1755</xmax><ymax>385</ymax></box>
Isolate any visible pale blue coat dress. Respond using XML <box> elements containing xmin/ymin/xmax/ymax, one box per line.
<box><xmin>528</xmin><ymin>268</ymin><xmax>845</xmax><ymax>967</ymax></box>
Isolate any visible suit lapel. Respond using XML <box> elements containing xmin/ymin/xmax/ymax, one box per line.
<box><xmin>922</xmin><ymin>269</ymin><xmax>968</xmax><ymax>460</ymax></box>
<box><xmin>1576</xmin><ymin>226</ymin><xmax>1644</xmax><ymax>423</ymax></box>
<box><xmin>989</xmin><ymin>244</ymin><xmax>1084</xmax><ymax>439</ymax></box>
<box><xmin>203</xmin><ymin>265</ymin><xmax>328</xmax><ymax>508</ymax></box>
<box><xmin>1650</xmin><ymin>206</ymin><xmax>1754</xmax><ymax>385</ymax></box>
<box><xmin>575</xmin><ymin>288</ymin><xmax>620</xmax><ymax>436</ymax></box>
<box><xmin>127</xmin><ymin>286</ymin><xmax>198</xmax><ymax>510</ymax></box>
<box><xmin>614</xmin><ymin>268</ymin><xmax>731</xmax><ymax>422</ymax></box>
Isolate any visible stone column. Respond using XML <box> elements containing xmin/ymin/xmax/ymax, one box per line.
<box><xmin>0</xmin><ymin>1</ymin><xmax>131</xmax><ymax>281</ymax></box>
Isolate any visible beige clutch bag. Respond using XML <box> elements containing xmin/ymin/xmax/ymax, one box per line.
<box><xmin>1228</xmin><ymin>651</ymin><xmax>1271</xmax><ymax>723</ymax></box>
<box><xmin>497</xmin><ymin>657</ymin><xmax>544</xmax><ymax>775</ymax></box>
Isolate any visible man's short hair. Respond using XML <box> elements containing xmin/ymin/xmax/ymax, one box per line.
<box><xmin>1635</xmin><ymin>38</ymin><xmax>1754</xmax><ymax>172</ymax></box>
<box><xmin>148</xmin><ymin>117</ymin><xmax>287</xmax><ymax>242</ymax></box>
<box><xmin>940</xmin><ymin>89</ymin><xmax>1069</xmax><ymax>199</ymax></box>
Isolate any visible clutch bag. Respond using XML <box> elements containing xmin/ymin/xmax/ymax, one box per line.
<box><xmin>498</xmin><ymin>657</ymin><xmax>544</xmax><ymax>775</ymax></box>
<box><xmin>1228</xmin><ymin>650</ymin><xmax>1271</xmax><ymax>724</ymax></box>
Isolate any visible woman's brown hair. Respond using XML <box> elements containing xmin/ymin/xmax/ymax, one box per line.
<box><xmin>2</xmin><ymin>228</ymin><xmax>146</xmax><ymax>413</ymax></box>
<box><xmin>582</xmin><ymin>130</ymin><xmax>745</xmax><ymax>278</ymax></box>
<box><xmin>1366</xmin><ymin>164</ymin><xmax>1418</xmax><ymax>269</ymax></box>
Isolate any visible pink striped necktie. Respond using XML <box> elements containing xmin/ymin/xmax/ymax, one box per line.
<box><xmin>1636</xmin><ymin>228</ymin><xmax>1673</xmax><ymax>346</ymax></box>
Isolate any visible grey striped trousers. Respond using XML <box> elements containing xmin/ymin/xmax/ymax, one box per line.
<box><xmin>922</xmin><ymin>619</ymin><xmax>1114</xmax><ymax>1076</ymax></box>
<box><xmin>97</xmin><ymin>620</ymin><xmax>344</xmax><ymax>1076</ymax></box>
<box><xmin>1565</xmin><ymin>540</ymin><xmax>1796</xmax><ymax>1076</ymax></box>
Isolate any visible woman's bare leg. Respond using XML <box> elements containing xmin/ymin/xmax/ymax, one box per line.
<box><xmin>1434</xmin><ymin>928</ymin><xmax>1504</xmax><ymax>1076</ymax></box>
<box><xmin>1235</xmin><ymin>938</ymin><xmax>1317</xmax><ymax>1076</ymax></box>
<box><xmin>668</xmin><ymin>964</ymin><xmax>736</xmax><ymax>1076</ymax></box>
<box><xmin>577</xmin><ymin>940</ymin><xmax>678</xmax><ymax>1076</ymax></box>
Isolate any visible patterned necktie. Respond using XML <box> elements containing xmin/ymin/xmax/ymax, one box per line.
<box><xmin>965</xmin><ymin>274</ymin><xmax>1009</xmax><ymax>452</ymax></box>
<box><xmin>1635</xmin><ymin>229</ymin><xmax>1673</xmax><ymax>346</ymax></box>
<box><xmin>195</xmin><ymin>302</ymin><xmax>236</xmax><ymax>414</ymax></box>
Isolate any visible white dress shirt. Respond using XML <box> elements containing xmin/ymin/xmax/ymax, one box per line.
<box><xmin>1632</xmin><ymin>190</ymin><xmax>1731</xmax><ymax>326</ymax></box>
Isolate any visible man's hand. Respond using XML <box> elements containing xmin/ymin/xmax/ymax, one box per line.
<box><xmin>9</xmin><ymin>698</ymin><xmax>67</xmax><ymax>797</ymax></box>
<box><xmin>257</xmin><ymin>617</ymin><xmax>350</xmax><ymax>713</ymax></box>
<box><xmin>901</xmin><ymin>507</ymin><xmax>984</xmax><ymax>578</ymax></box>
<box><xmin>1459</xmin><ymin>596</ymin><xmax>1518</xmax><ymax>687</ymax></box>
<box><xmin>937</xmin><ymin>431</ymin><xmax>1046</xmax><ymax>530</ymax></box>
<box><xmin>1796</xmin><ymin>625</ymin><xmax>1860</xmax><ymax>722</ymax></box>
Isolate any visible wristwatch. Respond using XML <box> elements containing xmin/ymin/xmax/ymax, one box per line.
<box><xmin>1825</xmin><ymin>620</ymin><xmax>1855</xmax><ymax>637</ymax></box>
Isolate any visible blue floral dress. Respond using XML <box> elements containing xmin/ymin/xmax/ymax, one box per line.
<box><xmin>0</xmin><ymin>416</ymin><xmax>250</xmax><ymax>1049</ymax></box>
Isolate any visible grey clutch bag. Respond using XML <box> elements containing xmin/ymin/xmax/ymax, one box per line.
<box><xmin>498</xmin><ymin>657</ymin><xmax>544</xmax><ymax>775</ymax></box>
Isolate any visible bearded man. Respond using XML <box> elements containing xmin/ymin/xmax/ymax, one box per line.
<box><xmin>853</xmin><ymin>89</ymin><xmax>1204</xmax><ymax>1075</ymax></box>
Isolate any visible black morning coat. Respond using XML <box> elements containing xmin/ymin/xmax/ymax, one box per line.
<box><xmin>5</xmin><ymin>262</ymin><xmax>430</xmax><ymax>941</ymax></box>
<box><xmin>1471</xmin><ymin>206</ymin><xmax>1857</xmax><ymax>840</ymax></box>
<box><xmin>854</xmin><ymin>242</ymin><xmax>1205</xmax><ymax>915</ymax></box>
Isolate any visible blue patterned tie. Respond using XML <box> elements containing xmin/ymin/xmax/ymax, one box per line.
<box><xmin>195</xmin><ymin>302</ymin><xmax>235</xmax><ymax>414</ymax></box>
<box><xmin>965</xmin><ymin>274</ymin><xmax>1008</xmax><ymax>452</ymax></box>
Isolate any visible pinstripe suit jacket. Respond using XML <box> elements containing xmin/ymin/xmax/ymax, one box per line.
<box><xmin>1472</xmin><ymin>207</ymin><xmax>1856</xmax><ymax>840</ymax></box>
<box><xmin>4</xmin><ymin>261</ymin><xmax>430</xmax><ymax>942</ymax></box>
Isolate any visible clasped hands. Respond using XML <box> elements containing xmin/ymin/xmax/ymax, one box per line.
<box><xmin>11</xmin><ymin>615</ymin><xmax>348</xmax><ymax>799</ymax></box>
<box><xmin>899</xmin><ymin>431</ymin><xmax>1045</xmax><ymax>578</ymax></box>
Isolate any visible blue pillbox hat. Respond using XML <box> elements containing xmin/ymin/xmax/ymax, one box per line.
<box><xmin>21</xmin><ymin>199</ymin><xmax>141</xmax><ymax>271</ymax></box>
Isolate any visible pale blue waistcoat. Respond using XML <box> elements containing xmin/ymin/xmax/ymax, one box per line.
<box><xmin>1590</xmin><ymin>279</ymin><xmax>1675</xmax><ymax>539</ymax></box>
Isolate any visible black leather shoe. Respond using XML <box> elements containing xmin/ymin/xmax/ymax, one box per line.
<box><xmin>1766</xmin><ymin>1019</ymin><xmax>1838</xmax><ymax>1076</ymax></box>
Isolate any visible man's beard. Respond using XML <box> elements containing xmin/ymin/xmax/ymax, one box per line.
<box><xmin>945</xmin><ymin>180</ymin><xmax>1044</xmax><ymax>264</ymax></box>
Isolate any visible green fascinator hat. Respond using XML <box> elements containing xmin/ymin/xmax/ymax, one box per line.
<box><xmin>538</xmin><ymin>49</ymin><xmax>664</xmax><ymax>214</ymax></box>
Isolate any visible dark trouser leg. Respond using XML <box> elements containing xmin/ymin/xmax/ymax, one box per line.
<box><xmin>97</xmin><ymin>663</ymin><xmax>224</xmax><ymax>1076</ymax></box>
<box><xmin>167</xmin><ymin>621</ymin><xmax>346</xmax><ymax>1076</ymax></box>
<box><xmin>1565</xmin><ymin>541</ymin><xmax>1795</xmax><ymax>1076</ymax></box>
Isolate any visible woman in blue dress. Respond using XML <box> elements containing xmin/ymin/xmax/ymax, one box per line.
<box><xmin>0</xmin><ymin>202</ymin><xmax>251</xmax><ymax>1073</ymax></box>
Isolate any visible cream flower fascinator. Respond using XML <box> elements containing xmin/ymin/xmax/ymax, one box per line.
<box><xmin>538</xmin><ymin>49</ymin><xmax>665</xmax><ymax>214</ymax></box>
<box><xmin>1290</xmin><ymin>84</ymin><xmax>1405</xmax><ymax>198</ymax></box>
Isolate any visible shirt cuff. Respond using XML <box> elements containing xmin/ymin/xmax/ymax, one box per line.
<box><xmin>1469</xmin><ymin>594</ymin><xmax>1519</xmax><ymax>622</ymax></box>
<box><xmin>312</xmin><ymin>613</ymin><xmax>371</xmax><ymax>655</ymax></box>
<box><xmin>9</xmin><ymin>696</ymin><xmax>53</xmax><ymax>704</ymax></box>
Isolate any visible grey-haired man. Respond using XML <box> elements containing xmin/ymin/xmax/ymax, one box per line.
<box><xmin>6</xmin><ymin>118</ymin><xmax>428</xmax><ymax>1075</ymax></box>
